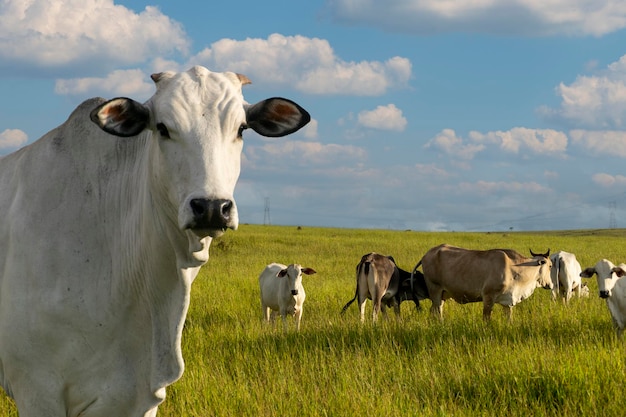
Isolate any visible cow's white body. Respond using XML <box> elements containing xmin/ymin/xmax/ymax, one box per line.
<box><xmin>550</xmin><ymin>251</ymin><xmax>583</xmax><ymax>303</ymax></box>
<box><xmin>581</xmin><ymin>260</ymin><xmax>626</xmax><ymax>339</ymax></box>
<box><xmin>259</xmin><ymin>263</ymin><xmax>316</xmax><ymax>331</ymax></box>
<box><xmin>0</xmin><ymin>66</ymin><xmax>309</xmax><ymax>416</ymax></box>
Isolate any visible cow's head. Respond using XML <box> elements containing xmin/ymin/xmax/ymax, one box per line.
<box><xmin>530</xmin><ymin>249</ymin><xmax>553</xmax><ymax>289</ymax></box>
<box><xmin>277</xmin><ymin>264</ymin><xmax>317</xmax><ymax>296</ymax></box>
<box><xmin>580</xmin><ymin>259</ymin><xmax>624</xmax><ymax>298</ymax></box>
<box><xmin>90</xmin><ymin>66</ymin><xmax>310</xmax><ymax>242</ymax></box>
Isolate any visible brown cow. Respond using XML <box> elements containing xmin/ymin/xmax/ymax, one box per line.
<box><xmin>341</xmin><ymin>252</ymin><xmax>429</xmax><ymax>322</ymax></box>
<box><xmin>414</xmin><ymin>244</ymin><xmax>553</xmax><ymax>321</ymax></box>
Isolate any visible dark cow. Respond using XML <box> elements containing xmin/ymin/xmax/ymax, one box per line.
<box><xmin>341</xmin><ymin>252</ymin><xmax>429</xmax><ymax>322</ymax></box>
<box><xmin>414</xmin><ymin>244</ymin><xmax>553</xmax><ymax>322</ymax></box>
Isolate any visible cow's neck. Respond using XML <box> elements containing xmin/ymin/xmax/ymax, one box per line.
<box><xmin>108</xmin><ymin>135</ymin><xmax>206</xmax><ymax>399</ymax></box>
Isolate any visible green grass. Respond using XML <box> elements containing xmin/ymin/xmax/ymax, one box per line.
<box><xmin>2</xmin><ymin>225</ymin><xmax>626</xmax><ymax>416</ymax></box>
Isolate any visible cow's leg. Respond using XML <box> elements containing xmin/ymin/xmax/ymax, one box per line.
<box><xmin>372</xmin><ymin>298</ymin><xmax>381</xmax><ymax>323</ymax></box>
<box><xmin>261</xmin><ymin>304</ymin><xmax>272</xmax><ymax>326</ymax></box>
<box><xmin>429</xmin><ymin>289</ymin><xmax>444</xmax><ymax>321</ymax></box>
<box><xmin>501</xmin><ymin>304</ymin><xmax>512</xmax><ymax>321</ymax></box>
<box><xmin>294</xmin><ymin>305</ymin><xmax>303</xmax><ymax>331</ymax></box>
<box><xmin>482</xmin><ymin>296</ymin><xmax>495</xmax><ymax>322</ymax></box>
<box><xmin>358</xmin><ymin>286</ymin><xmax>369</xmax><ymax>323</ymax></box>
<box><xmin>279</xmin><ymin>308</ymin><xmax>289</xmax><ymax>332</ymax></box>
<box><xmin>269</xmin><ymin>310</ymin><xmax>278</xmax><ymax>329</ymax></box>
<box><xmin>391</xmin><ymin>300</ymin><xmax>401</xmax><ymax>321</ymax></box>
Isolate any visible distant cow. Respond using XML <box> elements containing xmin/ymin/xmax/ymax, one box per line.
<box><xmin>341</xmin><ymin>253</ymin><xmax>429</xmax><ymax>322</ymax></box>
<box><xmin>415</xmin><ymin>244</ymin><xmax>553</xmax><ymax>321</ymax></box>
<box><xmin>550</xmin><ymin>251</ymin><xmax>584</xmax><ymax>303</ymax></box>
<box><xmin>581</xmin><ymin>260</ymin><xmax>626</xmax><ymax>339</ymax></box>
<box><xmin>0</xmin><ymin>66</ymin><xmax>310</xmax><ymax>417</ymax></box>
<box><xmin>259</xmin><ymin>263</ymin><xmax>317</xmax><ymax>331</ymax></box>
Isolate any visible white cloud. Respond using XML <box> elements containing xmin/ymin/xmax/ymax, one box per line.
<box><xmin>539</xmin><ymin>54</ymin><xmax>626</xmax><ymax>129</ymax></box>
<box><xmin>426</xmin><ymin>127</ymin><xmax>569</xmax><ymax>161</ymax></box>
<box><xmin>301</xmin><ymin>119</ymin><xmax>319</xmax><ymax>139</ymax></box>
<box><xmin>570</xmin><ymin>130</ymin><xmax>626</xmax><ymax>158</ymax></box>
<box><xmin>245</xmin><ymin>140</ymin><xmax>367</xmax><ymax>168</ymax></box>
<box><xmin>470</xmin><ymin>127</ymin><xmax>568</xmax><ymax>155</ymax></box>
<box><xmin>592</xmin><ymin>173</ymin><xmax>626</xmax><ymax>187</ymax></box>
<box><xmin>458</xmin><ymin>180</ymin><xmax>551</xmax><ymax>195</ymax></box>
<box><xmin>424</xmin><ymin>129</ymin><xmax>485</xmax><ymax>160</ymax></box>
<box><xmin>0</xmin><ymin>129</ymin><xmax>28</xmax><ymax>150</ymax></box>
<box><xmin>189</xmin><ymin>34</ymin><xmax>411</xmax><ymax>96</ymax></box>
<box><xmin>55</xmin><ymin>69</ymin><xmax>154</xmax><ymax>99</ymax></box>
<box><xmin>357</xmin><ymin>104</ymin><xmax>407</xmax><ymax>131</ymax></box>
<box><xmin>325</xmin><ymin>0</ymin><xmax>626</xmax><ymax>36</ymax></box>
<box><xmin>0</xmin><ymin>0</ymin><xmax>188</xmax><ymax>72</ymax></box>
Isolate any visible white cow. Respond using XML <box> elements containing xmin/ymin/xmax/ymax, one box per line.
<box><xmin>0</xmin><ymin>66</ymin><xmax>310</xmax><ymax>417</ymax></box>
<box><xmin>550</xmin><ymin>251</ymin><xmax>583</xmax><ymax>303</ymax></box>
<box><xmin>581</xmin><ymin>260</ymin><xmax>626</xmax><ymax>339</ymax></box>
<box><xmin>259</xmin><ymin>263</ymin><xmax>317</xmax><ymax>331</ymax></box>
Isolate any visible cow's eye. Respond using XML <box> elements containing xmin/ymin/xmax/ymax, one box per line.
<box><xmin>156</xmin><ymin>123</ymin><xmax>170</xmax><ymax>139</ymax></box>
<box><xmin>238</xmin><ymin>124</ymin><xmax>248</xmax><ymax>138</ymax></box>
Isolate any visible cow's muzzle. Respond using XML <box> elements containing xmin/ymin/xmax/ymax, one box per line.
<box><xmin>291</xmin><ymin>290</ymin><xmax>299</xmax><ymax>296</ymax></box>
<box><xmin>599</xmin><ymin>290</ymin><xmax>610</xmax><ymax>299</ymax></box>
<box><xmin>189</xmin><ymin>198</ymin><xmax>235</xmax><ymax>233</ymax></box>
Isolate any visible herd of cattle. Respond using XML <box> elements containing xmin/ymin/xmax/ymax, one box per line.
<box><xmin>259</xmin><ymin>246</ymin><xmax>626</xmax><ymax>339</ymax></box>
<box><xmin>0</xmin><ymin>64</ymin><xmax>622</xmax><ymax>417</ymax></box>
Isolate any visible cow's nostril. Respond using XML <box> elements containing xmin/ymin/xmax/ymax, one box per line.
<box><xmin>220</xmin><ymin>200</ymin><xmax>232</xmax><ymax>219</ymax></box>
<box><xmin>188</xmin><ymin>198</ymin><xmax>234</xmax><ymax>230</ymax></box>
<box><xmin>190</xmin><ymin>199</ymin><xmax>207</xmax><ymax>217</ymax></box>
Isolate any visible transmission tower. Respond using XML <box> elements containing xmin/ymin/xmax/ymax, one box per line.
<box><xmin>609</xmin><ymin>201</ymin><xmax>617</xmax><ymax>229</ymax></box>
<box><xmin>264</xmin><ymin>197</ymin><xmax>271</xmax><ymax>225</ymax></box>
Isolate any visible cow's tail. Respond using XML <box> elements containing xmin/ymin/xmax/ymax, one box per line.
<box><xmin>340</xmin><ymin>291</ymin><xmax>358</xmax><ymax>315</ymax></box>
<box><xmin>341</xmin><ymin>260</ymin><xmax>368</xmax><ymax>315</ymax></box>
<box><xmin>410</xmin><ymin>259</ymin><xmax>423</xmax><ymax>293</ymax></box>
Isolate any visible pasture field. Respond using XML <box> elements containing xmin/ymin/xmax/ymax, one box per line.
<box><xmin>2</xmin><ymin>225</ymin><xmax>626</xmax><ymax>416</ymax></box>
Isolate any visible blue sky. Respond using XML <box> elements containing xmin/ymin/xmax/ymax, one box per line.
<box><xmin>1</xmin><ymin>0</ymin><xmax>626</xmax><ymax>231</ymax></box>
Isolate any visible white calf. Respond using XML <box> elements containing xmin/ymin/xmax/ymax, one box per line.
<box><xmin>581</xmin><ymin>260</ymin><xmax>626</xmax><ymax>339</ymax></box>
<box><xmin>550</xmin><ymin>251</ymin><xmax>583</xmax><ymax>303</ymax></box>
<box><xmin>259</xmin><ymin>263</ymin><xmax>316</xmax><ymax>331</ymax></box>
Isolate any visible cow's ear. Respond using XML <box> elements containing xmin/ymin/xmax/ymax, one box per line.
<box><xmin>580</xmin><ymin>268</ymin><xmax>596</xmax><ymax>278</ymax></box>
<box><xmin>277</xmin><ymin>269</ymin><xmax>288</xmax><ymax>278</ymax></box>
<box><xmin>612</xmin><ymin>267</ymin><xmax>626</xmax><ymax>278</ymax></box>
<box><xmin>246</xmin><ymin>98</ymin><xmax>310</xmax><ymax>137</ymax></box>
<box><xmin>302</xmin><ymin>268</ymin><xmax>317</xmax><ymax>275</ymax></box>
<box><xmin>90</xmin><ymin>98</ymin><xmax>150</xmax><ymax>137</ymax></box>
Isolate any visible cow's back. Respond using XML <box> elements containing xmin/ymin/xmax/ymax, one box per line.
<box><xmin>421</xmin><ymin>244</ymin><xmax>508</xmax><ymax>301</ymax></box>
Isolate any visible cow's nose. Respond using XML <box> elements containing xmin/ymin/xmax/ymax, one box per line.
<box><xmin>291</xmin><ymin>289</ymin><xmax>299</xmax><ymax>296</ymax></box>
<box><xmin>189</xmin><ymin>198</ymin><xmax>233</xmax><ymax>229</ymax></box>
<box><xmin>599</xmin><ymin>290</ymin><xmax>610</xmax><ymax>299</ymax></box>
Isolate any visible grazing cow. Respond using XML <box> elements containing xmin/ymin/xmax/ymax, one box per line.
<box><xmin>581</xmin><ymin>260</ymin><xmax>626</xmax><ymax>339</ymax></box>
<box><xmin>0</xmin><ymin>66</ymin><xmax>310</xmax><ymax>417</ymax></box>
<box><xmin>259</xmin><ymin>263</ymin><xmax>317</xmax><ymax>331</ymax></box>
<box><xmin>414</xmin><ymin>244</ymin><xmax>553</xmax><ymax>321</ymax></box>
<box><xmin>341</xmin><ymin>253</ymin><xmax>429</xmax><ymax>322</ymax></box>
<box><xmin>550</xmin><ymin>251</ymin><xmax>584</xmax><ymax>303</ymax></box>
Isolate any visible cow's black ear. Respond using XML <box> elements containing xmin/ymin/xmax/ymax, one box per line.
<box><xmin>613</xmin><ymin>267</ymin><xmax>626</xmax><ymax>278</ymax></box>
<box><xmin>580</xmin><ymin>268</ymin><xmax>595</xmax><ymax>278</ymax></box>
<box><xmin>246</xmin><ymin>98</ymin><xmax>310</xmax><ymax>137</ymax></box>
<box><xmin>90</xmin><ymin>98</ymin><xmax>150</xmax><ymax>137</ymax></box>
<box><xmin>277</xmin><ymin>269</ymin><xmax>288</xmax><ymax>278</ymax></box>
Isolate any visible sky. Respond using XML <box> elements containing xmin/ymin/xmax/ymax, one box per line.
<box><xmin>1</xmin><ymin>0</ymin><xmax>626</xmax><ymax>232</ymax></box>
